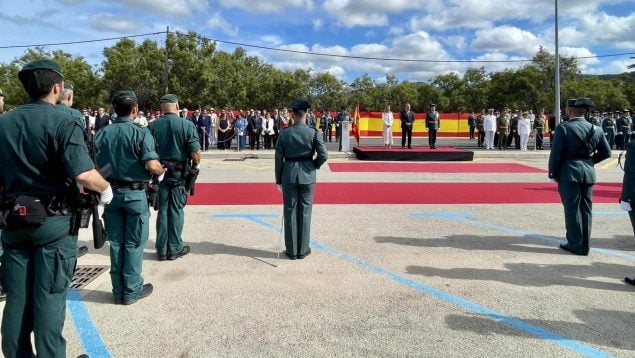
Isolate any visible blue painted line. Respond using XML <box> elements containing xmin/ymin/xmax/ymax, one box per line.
<box><xmin>412</xmin><ymin>212</ymin><xmax>635</xmax><ymax>261</ymax></box>
<box><xmin>593</xmin><ymin>211</ymin><xmax>628</xmax><ymax>216</ymax></box>
<box><xmin>214</xmin><ymin>213</ymin><xmax>614</xmax><ymax>358</ymax></box>
<box><xmin>67</xmin><ymin>290</ymin><xmax>112</xmax><ymax>358</ymax></box>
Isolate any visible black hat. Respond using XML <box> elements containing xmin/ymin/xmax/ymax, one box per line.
<box><xmin>19</xmin><ymin>60</ymin><xmax>64</xmax><ymax>78</ymax></box>
<box><xmin>291</xmin><ymin>100</ymin><xmax>311</xmax><ymax>111</ymax></box>
<box><xmin>567</xmin><ymin>98</ymin><xmax>595</xmax><ymax>108</ymax></box>
<box><xmin>340</xmin><ymin>105</ymin><xmax>347</xmax><ymax>111</ymax></box>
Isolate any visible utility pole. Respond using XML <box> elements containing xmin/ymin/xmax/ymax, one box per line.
<box><xmin>165</xmin><ymin>26</ymin><xmax>170</xmax><ymax>94</ymax></box>
<box><xmin>554</xmin><ymin>0</ymin><xmax>561</xmax><ymax>125</ymax></box>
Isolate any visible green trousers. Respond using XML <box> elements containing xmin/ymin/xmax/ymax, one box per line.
<box><xmin>155</xmin><ymin>182</ymin><xmax>188</xmax><ymax>256</ymax></box>
<box><xmin>558</xmin><ymin>181</ymin><xmax>594</xmax><ymax>254</ymax></box>
<box><xmin>103</xmin><ymin>189</ymin><xmax>149</xmax><ymax>302</ymax></box>
<box><xmin>606</xmin><ymin>129</ymin><xmax>616</xmax><ymax>149</ymax></box>
<box><xmin>1</xmin><ymin>216</ymin><xmax>77</xmax><ymax>358</ymax></box>
<box><xmin>282</xmin><ymin>183</ymin><xmax>314</xmax><ymax>256</ymax></box>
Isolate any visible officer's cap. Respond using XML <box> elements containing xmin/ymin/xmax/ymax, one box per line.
<box><xmin>625</xmin><ymin>109</ymin><xmax>631</xmax><ymax>112</ymax></box>
<box><xmin>430</xmin><ymin>103</ymin><xmax>436</xmax><ymax>107</ymax></box>
<box><xmin>568</xmin><ymin>97</ymin><xmax>595</xmax><ymax>108</ymax></box>
<box><xmin>291</xmin><ymin>99</ymin><xmax>311</xmax><ymax>111</ymax></box>
<box><xmin>160</xmin><ymin>94</ymin><xmax>178</xmax><ymax>104</ymax></box>
<box><xmin>19</xmin><ymin>60</ymin><xmax>64</xmax><ymax>78</ymax></box>
<box><xmin>111</xmin><ymin>90</ymin><xmax>137</xmax><ymax>104</ymax></box>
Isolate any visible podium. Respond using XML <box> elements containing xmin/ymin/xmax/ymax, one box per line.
<box><xmin>340</xmin><ymin>120</ymin><xmax>350</xmax><ymax>152</ymax></box>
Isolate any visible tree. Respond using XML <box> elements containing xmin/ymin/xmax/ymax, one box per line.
<box><xmin>309</xmin><ymin>72</ymin><xmax>346</xmax><ymax>111</ymax></box>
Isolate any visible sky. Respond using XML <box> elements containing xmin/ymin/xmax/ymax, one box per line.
<box><xmin>0</xmin><ymin>0</ymin><xmax>633</xmax><ymax>83</ymax></box>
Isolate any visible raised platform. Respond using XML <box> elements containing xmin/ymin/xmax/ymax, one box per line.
<box><xmin>352</xmin><ymin>146</ymin><xmax>474</xmax><ymax>161</ymax></box>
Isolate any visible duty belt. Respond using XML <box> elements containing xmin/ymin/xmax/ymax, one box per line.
<box><xmin>110</xmin><ymin>180</ymin><xmax>150</xmax><ymax>191</ymax></box>
<box><xmin>285</xmin><ymin>156</ymin><xmax>313</xmax><ymax>162</ymax></box>
<box><xmin>160</xmin><ymin>160</ymin><xmax>185</xmax><ymax>171</ymax></box>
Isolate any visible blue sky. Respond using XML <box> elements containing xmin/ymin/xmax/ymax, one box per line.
<box><xmin>0</xmin><ymin>0</ymin><xmax>633</xmax><ymax>82</ymax></box>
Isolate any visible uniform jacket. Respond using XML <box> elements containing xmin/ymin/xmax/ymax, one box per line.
<box><xmin>468</xmin><ymin>115</ymin><xmax>476</xmax><ymax>127</ymax></box>
<box><xmin>620</xmin><ymin>140</ymin><xmax>635</xmax><ymax>202</ymax></box>
<box><xmin>275</xmin><ymin>123</ymin><xmax>328</xmax><ymax>185</ymax></box>
<box><xmin>602</xmin><ymin>117</ymin><xmax>616</xmax><ymax>134</ymax></box>
<box><xmin>533</xmin><ymin>116</ymin><xmax>546</xmax><ymax>130</ymax></box>
<box><xmin>56</xmin><ymin>103</ymin><xmax>85</xmax><ymax>129</ymax></box>
<box><xmin>483</xmin><ymin>114</ymin><xmax>497</xmax><ymax>132</ymax></box>
<box><xmin>517</xmin><ymin>117</ymin><xmax>531</xmax><ymax>135</ymax></box>
<box><xmin>425</xmin><ymin>111</ymin><xmax>439</xmax><ymax>130</ymax></box>
<box><xmin>548</xmin><ymin>117</ymin><xmax>611</xmax><ymax>182</ymax></box>
<box><xmin>95</xmin><ymin>116</ymin><xmax>158</xmax><ymax>182</ymax></box>
<box><xmin>382</xmin><ymin>112</ymin><xmax>394</xmax><ymax>127</ymax></box>
<box><xmin>497</xmin><ymin>115</ymin><xmax>510</xmax><ymax>135</ymax></box>
<box><xmin>149</xmin><ymin>113</ymin><xmax>200</xmax><ymax>162</ymax></box>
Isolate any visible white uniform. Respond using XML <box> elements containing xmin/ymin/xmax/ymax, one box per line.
<box><xmin>517</xmin><ymin>116</ymin><xmax>531</xmax><ymax>150</ymax></box>
<box><xmin>483</xmin><ymin>114</ymin><xmax>497</xmax><ymax>149</ymax></box>
<box><xmin>382</xmin><ymin>111</ymin><xmax>394</xmax><ymax>146</ymax></box>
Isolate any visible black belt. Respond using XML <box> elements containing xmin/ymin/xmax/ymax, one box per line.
<box><xmin>285</xmin><ymin>157</ymin><xmax>313</xmax><ymax>162</ymax></box>
<box><xmin>110</xmin><ymin>180</ymin><xmax>150</xmax><ymax>191</ymax></box>
<box><xmin>160</xmin><ymin>160</ymin><xmax>185</xmax><ymax>171</ymax></box>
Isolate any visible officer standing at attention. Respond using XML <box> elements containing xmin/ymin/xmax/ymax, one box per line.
<box><xmin>0</xmin><ymin>60</ymin><xmax>112</xmax><ymax>358</ymax></box>
<box><xmin>150</xmin><ymin>94</ymin><xmax>201</xmax><ymax>261</ymax></box>
<box><xmin>96</xmin><ymin>91</ymin><xmax>164</xmax><ymax>305</ymax></box>
<box><xmin>602</xmin><ymin>111</ymin><xmax>617</xmax><ymax>149</ymax></box>
<box><xmin>400</xmin><ymin>103</ymin><xmax>415</xmax><ymax>149</ymax></box>
<box><xmin>619</xmin><ymin>136</ymin><xmax>635</xmax><ymax>285</ymax></box>
<box><xmin>548</xmin><ymin>98</ymin><xmax>611</xmax><ymax>256</ymax></box>
<box><xmin>275</xmin><ymin>100</ymin><xmax>328</xmax><ymax>259</ymax></box>
<box><xmin>425</xmin><ymin>103</ymin><xmax>440</xmax><ymax>149</ymax></box>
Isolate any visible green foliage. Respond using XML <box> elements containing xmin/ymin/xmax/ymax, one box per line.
<box><xmin>0</xmin><ymin>35</ymin><xmax>632</xmax><ymax>113</ymax></box>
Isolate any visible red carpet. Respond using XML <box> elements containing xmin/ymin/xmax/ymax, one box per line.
<box><xmin>189</xmin><ymin>182</ymin><xmax>621</xmax><ymax>205</ymax></box>
<box><xmin>328</xmin><ymin>162</ymin><xmax>546</xmax><ymax>173</ymax></box>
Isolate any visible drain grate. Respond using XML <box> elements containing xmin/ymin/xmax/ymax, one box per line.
<box><xmin>71</xmin><ymin>265</ymin><xmax>109</xmax><ymax>290</ymax></box>
<box><xmin>223</xmin><ymin>154</ymin><xmax>259</xmax><ymax>162</ymax></box>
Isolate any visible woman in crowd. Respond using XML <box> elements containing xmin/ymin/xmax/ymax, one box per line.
<box><xmin>263</xmin><ymin>112</ymin><xmax>275</xmax><ymax>149</ymax></box>
<box><xmin>234</xmin><ymin>111</ymin><xmax>248</xmax><ymax>151</ymax></box>
<box><xmin>217</xmin><ymin>110</ymin><xmax>232</xmax><ymax>150</ymax></box>
<box><xmin>382</xmin><ymin>104</ymin><xmax>394</xmax><ymax>148</ymax></box>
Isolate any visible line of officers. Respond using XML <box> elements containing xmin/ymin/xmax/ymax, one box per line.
<box><xmin>0</xmin><ymin>60</ymin><xmax>201</xmax><ymax>358</ymax></box>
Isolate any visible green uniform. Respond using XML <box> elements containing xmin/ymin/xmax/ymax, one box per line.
<box><xmin>275</xmin><ymin>122</ymin><xmax>328</xmax><ymax>257</ymax></box>
<box><xmin>149</xmin><ymin>113</ymin><xmax>200</xmax><ymax>257</ymax></box>
<box><xmin>548</xmin><ymin>117</ymin><xmax>611</xmax><ymax>254</ymax></box>
<box><xmin>0</xmin><ymin>100</ymin><xmax>94</xmax><ymax>357</ymax></box>
<box><xmin>620</xmin><ymin>140</ymin><xmax>635</xmax><ymax>236</ymax></box>
<box><xmin>56</xmin><ymin>102</ymin><xmax>85</xmax><ymax>129</ymax></box>
<box><xmin>602</xmin><ymin>116</ymin><xmax>616</xmax><ymax>149</ymax></box>
<box><xmin>95</xmin><ymin>116</ymin><xmax>158</xmax><ymax>302</ymax></box>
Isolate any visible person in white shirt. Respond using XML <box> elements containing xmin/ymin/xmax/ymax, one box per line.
<box><xmin>262</xmin><ymin>112</ymin><xmax>276</xmax><ymax>149</ymax></box>
<box><xmin>382</xmin><ymin>105</ymin><xmax>394</xmax><ymax>148</ymax></box>
<box><xmin>483</xmin><ymin>108</ymin><xmax>497</xmax><ymax>149</ymax></box>
<box><xmin>210</xmin><ymin>107</ymin><xmax>218</xmax><ymax>145</ymax></box>
<box><xmin>517</xmin><ymin>111</ymin><xmax>532</xmax><ymax>151</ymax></box>
<box><xmin>134</xmin><ymin>110</ymin><xmax>148</xmax><ymax>127</ymax></box>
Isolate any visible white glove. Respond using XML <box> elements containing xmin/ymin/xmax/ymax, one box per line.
<box><xmin>620</xmin><ymin>201</ymin><xmax>632</xmax><ymax>211</ymax></box>
<box><xmin>195</xmin><ymin>163</ymin><xmax>201</xmax><ymax>170</ymax></box>
<box><xmin>157</xmin><ymin>170</ymin><xmax>166</xmax><ymax>183</ymax></box>
<box><xmin>99</xmin><ymin>185</ymin><xmax>113</xmax><ymax>205</ymax></box>
<box><xmin>277</xmin><ymin>184</ymin><xmax>282</xmax><ymax>192</ymax></box>
<box><xmin>549</xmin><ymin>178</ymin><xmax>556</xmax><ymax>183</ymax></box>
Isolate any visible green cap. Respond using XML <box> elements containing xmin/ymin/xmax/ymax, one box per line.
<box><xmin>569</xmin><ymin>98</ymin><xmax>595</xmax><ymax>108</ymax></box>
<box><xmin>160</xmin><ymin>94</ymin><xmax>178</xmax><ymax>103</ymax></box>
<box><xmin>111</xmin><ymin>90</ymin><xmax>137</xmax><ymax>104</ymax></box>
<box><xmin>19</xmin><ymin>60</ymin><xmax>64</xmax><ymax>78</ymax></box>
<box><xmin>291</xmin><ymin>99</ymin><xmax>311</xmax><ymax>111</ymax></box>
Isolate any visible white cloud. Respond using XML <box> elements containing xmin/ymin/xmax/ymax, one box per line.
<box><xmin>218</xmin><ymin>0</ymin><xmax>313</xmax><ymax>12</ymax></box>
<box><xmin>118</xmin><ymin>0</ymin><xmax>207</xmax><ymax>16</ymax></box>
<box><xmin>324</xmin><ymin>0</ymin><xmax>432</xmax><ymax>27</ymax></box>
<box><xmin>260</xmin><ymin>35</ymin><xmax>283</xmax><ymax>46</ymax></box>
<box><xmin>472</xmin><ymin>26</ymin><xmax>542</xmax><ymax>57</ymax></box>
<box><xmin>206</xmin><ymin>13</ymin><xmax>239</xmax><ymax>37</ymax></box>
<box><xmin>389</xmin><ymin>27</ymin><xmax>404</xmax><ymax>36</ymax></box>
<box><xmin>312</xmin><ymin>18</ymin><xmax>324</xmax><ymax>31</ymax></box>
<box><xmin>92</xmin><ymin>14</ymin><xmax>138</xmax><ymax>33</ymax></box>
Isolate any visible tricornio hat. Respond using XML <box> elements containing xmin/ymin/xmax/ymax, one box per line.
<box><xmin>568</xmin><ymin>98</ymin><xmax>595</xmax><ymax>108</ymax></box>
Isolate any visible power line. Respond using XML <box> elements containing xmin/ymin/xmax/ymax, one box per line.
<box><xmin>1</xmin><ymin>29</ymin><xmax>634</xmax><ymax>65</ymax></box>
<box><xmin>0</xmin><ymin>32</ymin><xmax>165</xmax><ymax>49</ymax></box>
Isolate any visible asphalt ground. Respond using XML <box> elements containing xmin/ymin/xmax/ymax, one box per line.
<box><xmin>2</xmin><ymin>136</ymin><xmax>634</xmax><ymax>358</ymax></box>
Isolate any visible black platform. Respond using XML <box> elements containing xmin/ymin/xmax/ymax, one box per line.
<box><xmin>352</xmin><ymin>146</ymin><xmax>474</xmax><ymax>161</ymax></box>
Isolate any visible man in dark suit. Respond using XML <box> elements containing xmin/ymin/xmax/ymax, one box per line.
<box><xmin>247</xmin><ymin>109</ymin><xmax>262</xmax><ymax>150</ymax></box>
<box><xmin>400</xmin><ymin>103</ymin><xmax>415</xmax><ymax>149</ymax></box>
<box><xmin>94</xmin><ymin>107</ymin><xmax>111</xmax><ymax>132</ymax></box>
<box><xmin>548</xmin><ymin>98</ymin><xmax>611</xmax><ymax>256</ymax></box>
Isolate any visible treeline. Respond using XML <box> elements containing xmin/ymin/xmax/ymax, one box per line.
<box><xmin>0</xmin><ymin>31</ymin><xmax>633</xmax><ymax>113</ymax></box>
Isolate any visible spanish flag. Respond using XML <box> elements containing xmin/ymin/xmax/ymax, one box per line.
<box><xmin>352</xmin><ymin>101</ymin><xmax>361</xmax><ymax>146</ymax></box>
